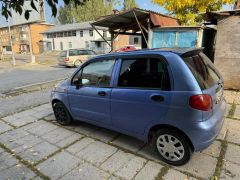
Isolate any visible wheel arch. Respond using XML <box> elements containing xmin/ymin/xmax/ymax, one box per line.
<box><xmin>148</xmin><ymin>124</ymin><xmax>194</xmax><ymax>151</ymax></box>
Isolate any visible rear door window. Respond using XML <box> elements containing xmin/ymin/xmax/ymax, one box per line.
<box><xmin>69</xmin><ymin>49</ymin><xmax>78</xmax><ymax>56</ymax></box>
<box><xmin>59</xmin><ymin>51</ymin><xmax>67</xmax><ymax>57</ymax></box>
<box><xmin>118</xmin><ymin>58</ymin><xmax>170</xmax><ymax>90</ymax></box>
<box><xmin>183</xmin><ymin>52</ymin><xmax>221</xmax><ymax>90</ymax></box>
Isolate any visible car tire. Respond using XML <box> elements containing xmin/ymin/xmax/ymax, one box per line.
<box><xmin>74</xmin><ymin>59</ymin><xmax>82</xmax><ymax>68</ymax></box>
<box><xmin>52</xmin><ymin>102</ymin><xmax>72</xmax><ymax>126</ymax></box>
<box><xmin>151</xmin><ymin>128</ymin><xmax>192</xmax><ymax>166</ymax></box>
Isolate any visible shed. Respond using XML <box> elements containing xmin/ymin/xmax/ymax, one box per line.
<box><xmin>91</xmin><ymin>8</ymin><xmax>179</xmax><ymax>50</ymax></box>
<box><xmin>202</xmin><ymin>10</ymin><xmax>240</xmax><ymax>89</ymax></box>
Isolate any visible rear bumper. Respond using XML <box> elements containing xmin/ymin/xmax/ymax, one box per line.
<box><xmin>187</xmin><ymin>98</ymin><xmax>226</xmax><ymax>151</ymax></box>
<box><xmin>58</xmin><ymin>61</ymin><xmax>74</xmax><ymax>67</ymax></box>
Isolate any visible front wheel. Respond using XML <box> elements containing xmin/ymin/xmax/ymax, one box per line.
<box><xmin>152</xmin><ymin>128</ymin><xmax>192</xmax><ymax>166</ymax></box>
<box><xmin>52</xmin><ymin>102</ymin><xmax>72</xmax><ymax>125</ymax></box>
<box><xmin>74</xmin><ymin>59</ymin><xmax>82</xmax><ymax>68</ymax></box>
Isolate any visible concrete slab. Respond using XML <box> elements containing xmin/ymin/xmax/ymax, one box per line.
<box><xmin>114</xmin><ymin>156</ymin><xmax>147</xmax><ymax>180</ymax></box>
<box><xmin>88</xmin><ymin>128</ymin><xmax>119</xmax><ymax>143</ymax></box>
<box><xmin>134</xmin><ymin>161</ymin><xmax>163</xmax><ymax>180</ymax></box>
<box><xmin>233</xmin><ymin>105</ymin><xmax>240</xmax><ymax>119</ymax></box>
<box><xmin>220</xmin><ymin>161</ymin><xmax>240</xmax><ymax>179</ymax></box>
<box><xmin>0</xmin><ymin>151</ymin><xmax>18</xmax><ymax>171</ymax></box>
<box><xmin>202</xmin><ymin>141</ymin><xmax>222</xmax><ymax>158</ymax></box>
<box><xmin>26</xmin><ymin>121</ymin><xmax>58</xmax><ymax>136</ymax></box>
<box><xmin>101</xmin><ymin>150</ymin><xmax>136</xmax><ymax>173</ymax></box>
<box><xmin>66</xmin><ymin>137</ymin><xmax>95</xmax><ymax>155</ymax></box>
<box><xmin>225</xmin><ymin>144</ymin><xmax>240</xmax><ymax>165</ymax></box>
<box><xmin>37</xmin><ymin>151</ymin><xmax>81</xmax><ymax>179</ymax></box>
<box><xmin>0</xmin><ymin>121</ymin><xmax>12</xmax><ymax>134</ymax></box>
<box><xmin>112</xmin><ymin>135</ymin><xmax>145</xmax><ymax>153</ymax></box>
<box><xmin>77</xmin><ymin>141</ymin><xmax>117</xmax><ymax>166</ymax></box>
<box><xmin>226</xmin><ymin>119</ymin><xmax>240</xmax><ymax>144</ymax></box>
<box><xmin>176</xmin><ymin>153</ymin><xmax>217</xmax><ymax>179</ymax></box>
<box><xmin>0</xmin><ymin>129</ymin><xmax>29</xmax><ymax>144</ymax></box>
<box><xmin>137</xmin><ymin>144</ymin><xmax>160</xmax><ymax>162</ymax></box>
<box><xmin>0</xmin><ymin>164</ymin><xmax>35</xmax><ymax>179</ymax></box>
<box><xmin>56</xmin><ymin>133</ymin><xmax>82</xmax><ymax>148</ymax></box>
<box><xmin>61</xmin><ymin>162</ymin><xmax>110</xmax><ymax>180</ymax></box>
<box><xmin>164</xmin><ymin>169</ymin><xmax>197</xmax><ymax>180</ymax></box>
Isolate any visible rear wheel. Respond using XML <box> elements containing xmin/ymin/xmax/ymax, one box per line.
<box><xmin>152</xmin><ymin>128</ymin><xmax>192</xmax><ymax>166</ymax></box>
<box><xmin>52</xmin><ymin>102</ymin><xmax>72</xmax><ymax>125</ymax></box>
<box><xmin>74</xmin><ymin>59</ymin><xmax>82</xmax><ymax>67</ymax></box>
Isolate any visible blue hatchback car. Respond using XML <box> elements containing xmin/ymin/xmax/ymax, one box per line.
<box><xmin>51</xmin><ymin>48</ymin><xmax>226</xmax><ymax>166</ymax></box>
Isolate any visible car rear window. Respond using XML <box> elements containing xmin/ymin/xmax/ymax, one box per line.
<box><xmin>183</xmin><ymin>52</ymin><xmax>221</xmax><ymax>90</ymax></box>
<box><xmin>59</xmin><ymin>51</ymin><xmax>67</xmax><ymax>57</ymax></box>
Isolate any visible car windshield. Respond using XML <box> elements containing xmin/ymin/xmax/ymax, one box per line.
<box><xmin>183</xmin><ymin>52</ymin><xmax>221</xmax><ymax>90</ymax></box>
<box><xmin>59</xmin><ymin>51</ymin><xmax>67</xmax><ymax>57</ymax></box>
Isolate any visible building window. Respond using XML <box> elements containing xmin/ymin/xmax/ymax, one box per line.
<box><xmin>64</xmin><ymin>31</ymin><xmax>68</xmax><ymax>37</ymax></box>
<box><xmin>80</xmin><ymin>30</ymin><xmax>83</xmax><ymax>37</ymax></box>
<box><xmin>69</xmin><ymin>42</ymin><xmax>72</xmax><ymax>48</ymax></box>
<box><xmin>67</xmin><ymin>31</ymin><xmax>72</xmax><ymax>37</ymax></box>
<box><xmin>60</xmin><ymin>42</ymin><xmax>63</xmax><ymax>50</ymax></box>
<box><xmin>89</xmin><ymin>30</ymin><xmax>93</xmax><ymax>37</ymax></box>
<box><xmin>103</xmin><ymin>31</ymin><xmax>107</xmax><ymax>38</ymax></box>
<box><xmin>85</xmin><ymin>41</ymin><xmax>89</xmax><ymax>48</ymax></box>
<box><xmin>134</xmin><ymin>37</ymin><xmax>139</xmax><ymax>45</ymax></box>
<box><xmin>72</xmin><ymin>31</ymin><xmax>76</xmax><ymax>36</ymax></box>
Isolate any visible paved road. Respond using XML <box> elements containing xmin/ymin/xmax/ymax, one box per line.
<box><xmin>0</xmin><ymin>91</ymin><xmax>239</xmax><ymax>179</ymax></box>
<box><xmin>0</xmin><ymin>63</ymin><xmax>75</xmax><ymax>93</ymax></box>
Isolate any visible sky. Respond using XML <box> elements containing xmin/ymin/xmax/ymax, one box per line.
<box><xmin>0</xmin><ymin>0</ymin><xmax>234</xmax><ymax>26</ymax></box>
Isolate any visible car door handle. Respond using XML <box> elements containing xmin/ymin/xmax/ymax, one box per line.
<box><xmin>98</xmin><ymin>91</ymin><xmax>106</xmax><ymax>96</ymax></box>
<box><xmin>151</xmin><ymin>95</ymin><xmax>164</xmax><ymax>102</ymax></box>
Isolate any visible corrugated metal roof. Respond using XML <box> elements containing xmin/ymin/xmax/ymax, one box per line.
<box><xmin>43</xmin><ymin>21</ymin><xmax>107</xmax><ymax>34</ymax></box>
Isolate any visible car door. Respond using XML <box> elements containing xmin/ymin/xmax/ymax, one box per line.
<box><xmin>111</xmin><ymin>56</ymin><xmax>172</xmax><ymax>134</ymax></box>
<box><xmin>68</xmin><ymin>58</ymin><xmax>115</xmax><ymax>125</ymax></box>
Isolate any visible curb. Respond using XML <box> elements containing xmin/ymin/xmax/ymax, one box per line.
<box><xmin>2</xmin><ymin>78</ymin><xmax>65</xmax><ymax>97</ymax></box>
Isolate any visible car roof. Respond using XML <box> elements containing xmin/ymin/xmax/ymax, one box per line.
<box><xmin>96</xmin><ymin>47</ymin><xmax>203</xmax><ymax>58</ymax></box>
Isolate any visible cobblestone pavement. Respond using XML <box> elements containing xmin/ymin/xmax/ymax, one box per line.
<box><xmin>0</xmin><ymin>90</ymin><xmax>239</xmax><ymax>180</ymax></box>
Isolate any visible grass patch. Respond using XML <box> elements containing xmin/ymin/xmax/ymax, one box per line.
<box><xmin>155</xmin><ymin>166</ymin><xmax>169</xmax><ymax>180</ymax></box>
<box><xmin>228</xmin><ymin>103</ymin><xmax>236</xmax><ymax>118</ymax></box>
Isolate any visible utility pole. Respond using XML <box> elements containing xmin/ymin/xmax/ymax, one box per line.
<box><xmin>28</xmin><ymin>24</ymin><xmax>35</xmax><ymax>63</ymax></box>
<box><xmin>7</xmin><ymin>20</ymin><xmax>16</xmax><ymax>66</ymax></box>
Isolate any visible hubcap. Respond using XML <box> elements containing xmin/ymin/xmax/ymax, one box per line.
<box><xmin>156</xmin><ymin>134</ymin><xmax>185</xmax><ymax>161</ymax></box>
<box><xmin>54</xmin><ymin>104</ymin><xmax>68</xmax><ymax>124</ymax></box>
<box><xmin>75</xmin><ymin>60</ymin><xmax>81</xmax><ymax>67</ymax></box>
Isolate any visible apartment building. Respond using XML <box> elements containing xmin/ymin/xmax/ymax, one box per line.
<box><xmin>42</xmin><ymin>21</ymin><xmax>111</xmax><ymax>54</ymax></box>
<box><xmin>0</xmin><ymin>21</ymin><xmax>54</xmax><ymax>54</ymax></box>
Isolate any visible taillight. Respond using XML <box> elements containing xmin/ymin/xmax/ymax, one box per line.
<box><xmin>64</xmin><ymin>57</ymin><xmax>69</xmax><ymax>62</ymax></box>
<box><xmin>189</xmin><ymin>94</ymin><xmax>212</xmax><ymax>111</ymax></box>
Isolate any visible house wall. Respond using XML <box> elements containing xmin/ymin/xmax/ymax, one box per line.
<box><xmin>214</xmin><ymin>15</ymin><xmax>240</xmax><ymax>89</ymax></box>
<box><xmin>43</xmin><ymin>29</ymin><xmax>111</xmax><ymax>53</ymax></box>
<box><xmin>112</xmin><ymin>35</ymin><xmax>129</xmax><ymax>51</ymax></box>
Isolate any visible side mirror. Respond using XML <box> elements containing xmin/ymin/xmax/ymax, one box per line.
<box><xmin>73</xmin><ymin>79</ymin><xmax>82</xmax><ymax>89</ymax></box>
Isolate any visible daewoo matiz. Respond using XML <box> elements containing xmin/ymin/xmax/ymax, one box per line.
<box><xmin>51</xmin><ymin>48</ymin><xmax>226</xmax><ymax>166</ymax></box>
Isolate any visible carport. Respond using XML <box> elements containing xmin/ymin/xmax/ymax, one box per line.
<box><xmin>91</xmin><ymin>8</ymin><xmax>179</xmax><ymax>51</ymax></box>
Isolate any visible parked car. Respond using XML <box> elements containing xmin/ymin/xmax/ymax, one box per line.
<box><xmin>115</xmin><ymin>45</ymin><xmax>137</xmax><ymax>52</ymax></box>
<box><xmin>51</xmin><ymin>48</ymin><xmax>226</xmax><ymax>166</ymax></box>
<box><xmin>58</xmin><ymin>49</ymin><xmax>96</xmax><ymax>67</ymax></box>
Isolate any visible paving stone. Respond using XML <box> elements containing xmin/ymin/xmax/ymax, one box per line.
<box><xmin>224</xmin><ymin>91</ymin><xmax>237</xmax><ymax>104</ymax></box>
<box><xmin>18</xmin><ymin>141</ymin><xmax>59</xmax><ymax>163</ymax></box>
<box><xmin>137</xmin><ymin>144</ymin><xmax>160</xmax><ymax>162</ymax></box>
<box><xmin>32</xmin><ymin>104</ymin><xmax>51</xmax><ymax>112</ymax></box>
<box><xmin>0</xmin><ymin>164</ymin><xmax>35</xmax><ymax>179</ymax></box>
<box><xmin>9</xmin><ymin>134</ymin><xmax>43</xmax><ymax>153</ymax></box>
<box><xmin>134</xmin><ymin>161</ymin><xmax>163</xmax><ymax>180</ymax></box>
<box><xmin>112</xmin><ymin>135</ymin><xmax>145</xmax><ymax>153</ymax></box>
<box><xmin>220</xmin><ymin>161</ymin><xmax>240</xmax><ymax>180</ymax></box>
<box><xmin>31</xmin><ymin>110</ymin><xmax>52</xmax><ymax>119</ymax></box>
<box><xmin>202</xmin><ymin>141</ymin><xmax>222</xmax><ymax>158</ymax></box>
<box><xmin>66</xmin><ymin>137</ymin><xmax>95</xmax><ymax>155</ymax></box>
<box><xmin>235</xmin><ymin>92</ymin><xmax>240</xmax><ymax>105</ymax></box>
<box><xmin>41</xmin><ymin>128</ymin><xmax>75</xmax><ymax>144</ymax></box>
<box><xmin>0</xmin><ymin>120</ymin><xmax>12</xmax><ymax>134</ymax></box>
<box><xmin>225</xmin><ymin>144</ymin><xmax>240</xmax><ymax>165</ymax></box>
<box><xmin>225</xmin><ymin>104</ymin><xmax>232</xmax><ymax>116</ymax></box>
<box><xmin>88</xmin><ymin>128</ymin><xmax>119</xmax><ymax>143</ymax></box>
<box><xmin>176</xmin><ymin>153</ymin><xmax>218</xmax><ymax>179</ymax></box>
<box><xmin>101</xmin><ymin>150</ymin><xmax>136</xmax><ymax>173</ymax></box>
<box><xmin>14</xmin><ymin>109</ymin><xmax>37</xmax><ymax>118</ymax></box>
<box><xmin>226</xmin><ymin>119</ymin><xmax>240</xmax><ymax>144</ymax></box>
<box><xmin>0</xmin><ymin>129</ymin><xmax>29</xmax><ymax>144</ymax></box>
<box><xmin>26</xmin><ymin>121</ymin><xmax>58</xmax><ymax>136</ymax></box>
<box><xmin>0</xmin><ymin>151</ymin><xmax>18</xmax><ymax>171</ymax></box>
<box><xmin>77</xmin><ymin>141</ymin><xmax>117</xmax><ymax>166</ymax></box>
<box><xmin>217</xmin><ymin>118</ymin><xmax>228</xmax><ymax>140</ymax></box>
<box><xmin>234</xmin><ymin>105</ymin><xmax>240</xmax><ymax>119</ymax></box>
<box><xmin>2</xmin><ymin>113</ymin><xmax>38</xmax><ymax>127</ymax></box>
<box><xmin>56</xmin><ymin>133</ymin><xmax>83</xmax><ymax>148</ymax></box>
<box><xmin>2</xmin><ymin>115</ymin><xmax>19</xmax><ymax>123</ymax></box>
<box><xmin>69</xmin><ymin>122</ymin><xmax>99</xmax><ymax>135</ymax></box>
<box><xmin>108</xmin><ymin>175</ymin><xmax>122</xmax><ymax>180</ymax></box>
<box><xmin>164</xmin><ymin>169</ymin><xmax>197</xmax><ymax>180</ymax></box>
<box><xmin>61</xmin><ymin>162</ymin><xmax>110</xmax><ymax>180</ymax></box>
<box><xmin>37</xmin><ymin>151</ymin><xmax>81</xmax><ymax>179</ymax></box>
<box><xmin>44</xmin><ymin>114</ymin><xmax>56</xmax><ymax>121</ymax></box>
<box><xmin>114</xmin><ymin>156</ymin><xmax>147</xmax><ymax>180</ymax></box>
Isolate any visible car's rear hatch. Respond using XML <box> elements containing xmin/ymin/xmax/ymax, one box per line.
<box><xmin>58</xmin><ymin>51</ymin><xmax>68</xmax><ymax>63</ymax></box>
<box><xmin>182</xmin><ymin>51</ymin><xmax>224</xmax><ymax>120</ymax></box>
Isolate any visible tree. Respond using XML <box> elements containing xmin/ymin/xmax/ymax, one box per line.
<box><xmin>152</xmin><ymin>0</ymin><xmax>235</xmax><ymax>25</ymax></box>
<box><xmin>58</xmin><ymin>0</ymin><xmax>116</xmax><ymax>24</ymax></box>
<box><xmin>1</xmin><ymin>0</ymin><xmax>86</xmax><ymax>20</ymax></box>
<box><xmin>123</xmin><ymin>0</ymin><xmax>138</xmax><ymax>10</ymax></box>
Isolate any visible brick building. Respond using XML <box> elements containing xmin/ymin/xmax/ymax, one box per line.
<box><xmin>0</xmin><ymin>21</ymin><xmax>54</xmax><ymax>55</ymax></box>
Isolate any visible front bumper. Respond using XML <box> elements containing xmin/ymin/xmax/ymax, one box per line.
<box><xmin>187</xmin><ymin>98</ymin><xmax>226</xmax><ymax>151</ymax></box>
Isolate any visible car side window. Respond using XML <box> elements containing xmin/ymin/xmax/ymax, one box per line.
<box><xmin>72</xmin><ymin>59</ymin><xmax>115</xmax><ymax>87</ymax></box>
<box><xmin>118</xmin><ymin>58</ymin><xmax>170</xmax><ymax>90</ymax></box>
<box><xmin>78</xmin><ymin>50</ymin><xmax>89</xmax><ymax>55</ymax></box>
<box><xmin>69</xmin><ymin>49</ymin><xmax>78</xmax><ymax>56</ymax></box>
